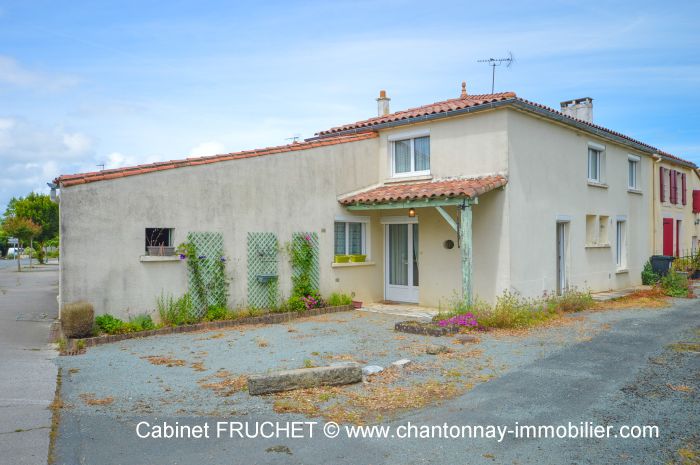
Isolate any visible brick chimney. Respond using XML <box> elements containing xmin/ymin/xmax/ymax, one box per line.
<box><xmin>560</xmin><ymin>97</ymin><xmax>593</xmax><ymax>123</ymax></box>
<box><xmin>377</xmin><ymin>90</ymin><xmax>390</xmax><ymax>116</ymax></box>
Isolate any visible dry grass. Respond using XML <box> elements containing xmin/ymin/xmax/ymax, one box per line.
<box><xmin>198</xmin><ymin>370</ymin><xmax>248</xmax><ymax>396</ymax></box>
<box><xmin>669</xmin><ymin>342</ymin><xmax>700</xmax><ymax>353</ymax></box>
<box><xmin>79</xmin><ymin>393</ymin><xmax>114</xmax><ymax>406</ymax></box>
<box><xmin>256</xmin><ymin>337</ymin><xmax>269</xmax><ymax>348</ymax></box>
<box><xmin>597</xmin><ymin>288</ymin><xmax>670</xmax><ymax>310</ymax></box>
<box><xmin>667</xmin><ymin>383</ymin><xmax>694</xmax><ymax>393</ymax></box>
<box><xmin>191</xmin><ymin>361</ymin><xmax>206</xmax><ymax>372</ymax></box>
<box><xmin>141</xmin><ymin>355</ymin><xmax>186</xmax><ymax>367</ymax></box>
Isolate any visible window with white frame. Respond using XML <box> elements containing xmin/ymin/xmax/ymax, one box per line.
<box><xmin>334</xmin><ymin>217</ymin><xmax>369</xmax><ymax>256</ymax></box>
<box><xmin>587</xmin><ymin>145</ymin><xmax>604</xmax><ymax>183</ymax></box>
<box><xmin>616</xmin><ymin>219</ymin><xmax>627</xmax><ymax>269</ymax></box>
<box><xmin>391</xmin><ymin>135</ymin><xmax>430</xmax><ymax>177</ymax></box>
<box><xmin>628</xmin><ymin>155</ymin><xmax>640</xmax><ymax>190</ymax></box>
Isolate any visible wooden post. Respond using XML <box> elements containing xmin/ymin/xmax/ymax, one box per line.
<box><xmin>459</xmin><ymin>201</ymin><xmax>473</xmax><ymax>305</ymax></box>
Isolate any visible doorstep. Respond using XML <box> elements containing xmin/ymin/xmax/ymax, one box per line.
<box><xmin>359</xmin><ymin>302</ymin><xmax>439</xmax><ymax>320</ymax></box>
<box><xmin>591</xmin><ymin>285</ymin><xmax>651</xmax><ymax>302</ymax></box>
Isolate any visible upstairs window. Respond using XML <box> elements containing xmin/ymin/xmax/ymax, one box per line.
<box><xmin>587</xmin><ymin>145</ymin><xmax>604</xmax><ymax>183</ymax></box>
<box><xmin>145</xmin><ymin>228</ymin><xmax>174</xmax><ymax>255</ymax></box>
<box><xmin>391</xmin><ymin>135</ymin><xmax>430</xmax><ymax>177</ymax></box>
<box><xmin>628</xmin><ymin>155</ymin><xmax>640</xmax><ymax>190</ymax></box>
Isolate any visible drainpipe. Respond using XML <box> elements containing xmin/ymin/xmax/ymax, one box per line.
<box><xmin>652</xmin><ymin>155</ymin><xmax>662</xmax><ymax>255</ymax></box>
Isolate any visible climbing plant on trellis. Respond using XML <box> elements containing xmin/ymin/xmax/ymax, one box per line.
<box><xmin>185</xmin><ymin>232</ymin><xmax>227</xmax><ymax>316</ymax></box>
<box><xmin>290</xmin><ymin>232</ymin><xmax>319</xmax><ymax>294</ymax></box>
<box><xmin>247</xmin><ymin>232</ymin><xmax>279</xmax><ymax>308</ymax></box>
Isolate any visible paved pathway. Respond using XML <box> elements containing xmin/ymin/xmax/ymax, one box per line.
<box><xmin>0</xmin><ymin>263</ymin><xmax>58</xmax><ymax>465</ymax></box>
<box><xmin>359</xmin><ymin>301</ymin><xmax>439</xmax><ymax>319</ymax></box>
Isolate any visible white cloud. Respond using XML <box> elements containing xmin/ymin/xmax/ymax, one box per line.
<box><xmin>188</xmin><ymin>141</ymin><xmax>226</xmax><ymax>157</ymax></box>
<box><xmin>0</xmin><ymin>55</ymin><xmax>79</xmax><ymax>91</ymax></box>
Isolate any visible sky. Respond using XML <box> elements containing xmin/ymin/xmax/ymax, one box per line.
<box><xmin>0</xmin><ymin>0</ymin><xmax>698</xmax><ymax>212</ymax></box>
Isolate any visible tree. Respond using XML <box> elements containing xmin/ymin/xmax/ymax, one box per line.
<box><xmin>4</xmin><ymin>193</ymin><xmax>58</xmax><ymax>243</ymax></box>
<box><xmin>4</xmin><ymin>193</ymin><xmax>58</xmax><ymax>264</ymax></box>
<box><xmin>2</xmin><ymin>217</ymin><xmax>42</xmax><ymax>271</ymax></box>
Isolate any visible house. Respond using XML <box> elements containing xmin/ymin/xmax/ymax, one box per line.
<box><xmin>54</xmin><ymin>84</ymin><xmax>696</xmax><ymax>318</ymax></box>
<box><xmin>651</xmin><ymin>153</ymin><xmax>700</xmax><ymax>257</ymax></box>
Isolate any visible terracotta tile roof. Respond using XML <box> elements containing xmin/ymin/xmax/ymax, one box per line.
<box><xmin>338</xmin><ymin>175</ymin><xmax>508</xmax><ymax>206</ymax></box>
<box><xmin>316</xmin><ymin>90</ymin><xmax>695</xmax><ymax>168</ymax></box>
<box><xmin>55</xmin><ymin>132</ymin><xmax>378</xmax><ymax>187</ymax></box>
<box><xmin>317</xmin><ymin>92</ymin><xmax>517</xmax><ymax>136</ymax></box>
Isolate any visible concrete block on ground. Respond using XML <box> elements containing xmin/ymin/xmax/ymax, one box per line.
<box><xmin>248</xmin><ymin>363</ymin><xmax>362</xmax><ymax>395</ymax></box>
<box><xmin>391</xmin><ymin>359</ymin><xmax>412</xmax><ymax>369</ymax></box>
<box><xmin>362</xmin><ymin>365</ymin><xmax>384</xmax><ymax>376</ymax></box>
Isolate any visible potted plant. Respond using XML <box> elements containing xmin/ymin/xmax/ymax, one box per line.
<box><xmin>351</xmin><ymin>291</ymin><xmax>362</xmax><ymax>309</ymax></box>
<box><xmin>335</xmin><ymin>254</ymin><xmax>351</xmax><ymax>263</ymax></box>
<box><xmin>349</xmin><ymin>254</ymin><xmax>366</xmax><ymax>263</ymax></box>
<box><xmin>147</xmin><ymin>245</ymin><xmax>176</xmax><ymax>256</ymax></box>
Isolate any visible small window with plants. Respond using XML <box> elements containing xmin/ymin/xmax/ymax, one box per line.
<box><xmin>145</xmin><ymin>228</ymin><xmax>175</xmax><ymax>256</ymax></box>
<box><xmin>334</xmin><ymin>219</ymin><xmax>368</xmax><ymax>263</ymax></box>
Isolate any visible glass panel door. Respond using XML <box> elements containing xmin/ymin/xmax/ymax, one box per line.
<box><xmin>388</xmin><ymin>224</ymin><xmax>408</xmax><ymax>286</ymax></box>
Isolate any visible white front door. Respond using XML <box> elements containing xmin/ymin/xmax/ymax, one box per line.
<box><xmin>385</xmin><ymin>222</ymin><xmax>419</xmax><ymax>302</ymax></box>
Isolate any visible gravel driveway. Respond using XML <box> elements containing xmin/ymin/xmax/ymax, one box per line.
<box><xmin>53</xmin><ymin>297</ymin><xmax>699</xmax><ymax>465</ymax></box>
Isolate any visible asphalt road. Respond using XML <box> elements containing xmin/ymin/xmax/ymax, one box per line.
<box><xmin>52</xmin><ymin>295</ymin><xmax>699</xmax><ymax>465</ymax></box>
<box><xmin>0</xmin><ymin>264</ymin><xmax>58</xmax><ymax>465</ymax></box>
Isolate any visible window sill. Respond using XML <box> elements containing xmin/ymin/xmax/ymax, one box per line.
<box><xmin>140</xmin><ymin>255</ymin><xmax>181</xmax><ymax>262</ymax></box>
<box><xmin>585</xmin><ymin>243</ymin><xmax>611</xmax><ymax>249</ymax></box>
<box><xmin>385</xmin><ymin>174</ymin><xmax>432</xmax><ymax>184</ymax></box>
<box><xmin>615</xmin><ymin>268</ymin><xmax>629</xmax><ymax>274</ymax></box>
<box><xmin>627</xmin><ymin>188</ymin><xmax>643</xmax><ymax>195</ymax></box>
<box><xmin>587</xmin><ymin>181</ymin><xmax>608</xmax><ymax>189</ymax></box>
<box><xmin>331</xmin><ymin>261</ymin><xmax>376</xmax><ymax>268</ymax></box>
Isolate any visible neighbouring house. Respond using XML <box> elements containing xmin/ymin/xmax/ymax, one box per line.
<box><xmin>54</xmin><ymin>84</ymin><xmax>696</xmax><ymax>319</ymax></box>
<box><xmin>651</xmin><ymin>153</ymin><xmax>700</xmax><ymax>257</ymax></box>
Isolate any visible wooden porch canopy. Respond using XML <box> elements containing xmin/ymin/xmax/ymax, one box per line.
<box><xmin>339</xmin><ymin>175</ymin><xmax>507</xmax><ymax>304</ymax></box>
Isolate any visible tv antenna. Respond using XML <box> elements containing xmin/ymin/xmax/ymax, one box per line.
<box><xmin>97</xmin><ymin>163</ymin><xmax>105</xmax><ymax>171</ymax></box>
<box><xmin>285</xmin><ymin>134</ymin><xmax>301</xmax><ymax>143</ymax></box>
<box><xmin>477</xmin><ymin>52</ymin><xmax>514</xmax><ymax>93</ymax></box>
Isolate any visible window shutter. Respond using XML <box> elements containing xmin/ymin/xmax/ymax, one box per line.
<box><xmin>670</xmin><ymin>170</ymin><xmax>677</xmax><ymax>204</ymax></box>
<box><xmin>659</xmin><ymin>167</ymin><xmax>665</xmax><ymax>202</ymax></box>
<box><xmin>682</xmin><ymin>173</ymin><xmax>687</xmax><ymax>205</ymax></box>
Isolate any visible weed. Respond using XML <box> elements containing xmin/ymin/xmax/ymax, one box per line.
<box><xmin>327</xmin><ymin>292</ymin><xmax>353</xmax><ymax>307</ymax></box>
<box><xmin>661</xmin><ymin>271</ymin><xmax>690</xmax><ymax>297</ymax></box>
<box><xmin>256</xmin><ymin>337</ymin><xmax>269</xmax><ymax>348</ymax></box>
<box><xmin>303</xmin><ymin>359</ymin><xmax>316</xmax><ymax>368</ymax></box>
<box><xmin>641</xmin><ymin>260</ymin><xmax>661</xmax><ymax>285</ymax></box>
<box><xmin>157</xmin><ymin>292</ymin><xmax>200</xmax><ymax>326</ymax></box>
<box><xmin>76</xmin><ymin>339</ymin><xmax>85</xmax><ymax>350</ymax></box>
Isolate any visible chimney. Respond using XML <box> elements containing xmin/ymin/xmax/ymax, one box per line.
<box><xmin>560</xmin><ymin>97</ymin><xmax>593</xmax><ymax>123</ymax></box>
<box><xmin>377</xmin><ymin>90</ymin><xmax>390</xmax><ymax>116</ymax></box>
<box><xmin>460</xmin><ymin>81</ymin><xmax>467</xmax><ymax>98</ymax></box>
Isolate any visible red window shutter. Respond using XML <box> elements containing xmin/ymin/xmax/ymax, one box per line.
<box><xmin>682</xmin><ymin>173</ymin><xmax>687</xmax><ymax>205</ymax></box>
<box><xmin>693</xmin><ymin>190</ymin><xmax>700</xmax><ymax>213</ymax></box>
<box><xmin>659</xmin><ymin>167</ymin><xmax>665</xmax><ymax>202</ymax></box>
<box><xmin>670</xmin><ymin>170</ymin><xmax>677</xmax><ymax>204</ymax></box>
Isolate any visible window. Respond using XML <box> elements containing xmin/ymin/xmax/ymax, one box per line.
<box><xmin>616</xmin><ymin>220</ymin><xmax>627</xmax><ymax>269</ymax></box>
<box><xmin>334</xmin><ymin>218</ymin><xmax>369</xmax><ymax>256</ymax></box>
<box><xmin>391</xmin><ymin>135</ymin><xmax>430</xmax><ymax>177</ymax></box>
<box><xmin>588</xmin><ymin>147</ymin><xmax>601</xmax><ymax>182</ymax></box>
<box><xmin>628</xmin><ymin>155</ymin><xmax>640</xmax><ymax>190</ymax></box>
<box><xmin>145</xmin><ymin>228</ymin><xmax>174</xmax><ymax>255</ymax></box>
<box><xmin>585</xmin><ymin>215</ymin><xmax>597</xmax><ymax>245</ymax></box>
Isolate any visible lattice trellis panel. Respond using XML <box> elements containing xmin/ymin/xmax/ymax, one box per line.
<box><xmin>247</xmin><ymin>232</ymin><xmax>279</xmax><ymax>308</ymax></box>
<box><xmin>187</xmin><ymin>232</ymin><xmax>226</xmax><ymax>316</ymax></box>
<box><xmin>291</xmin><ymin>232</ymin><xmax>319</xmax><ymax>291</ymax></box>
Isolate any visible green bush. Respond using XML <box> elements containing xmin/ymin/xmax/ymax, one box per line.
<box><xmin>61</xmin><ymin>301</ymin><xmax>95</xmax><ymax>338</ymax></box>
<box><xmin>284</xmin><ymin>295</ymin><xmax>306</xmax><ymax>312</ymax></box>
<box><xmin>641</xmin><ymin>261</ymin><xmax>660</xmax><ymax>285</ymax></box>
<box><xmin>327</xmin><ymin>292</ymin><xmax>353</xmax><ymax>307</ymax></box>
<box><xmin>127</xmin><ymin>314</ymin><xmax>156</xmax><ymax>332</ymax></box>
<box><xmin>660</xmin><ymin>270</ymin><xmax>689</xmax><ymax>297</ymax></box>
<box><xmin>204</xmin><ymin>306</ymin><xmax>230</xmax><ymax>321</ymax></box>
<box><xmin>95</xmin><ymin>314</ymin><xmax>126</xmax><ymax>334</ymax></box>
<box><xmin>157</xmin><ymin>292</ymin><xmax>200</xmax><ymax>326</ymax></box>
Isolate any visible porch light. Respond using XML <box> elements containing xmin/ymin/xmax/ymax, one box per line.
<box><xmin>408</xmin><ymin>208</ymin><xmax>416</xmax><ymax>218</ymax></box>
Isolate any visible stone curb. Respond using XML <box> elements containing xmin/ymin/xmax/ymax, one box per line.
<box><xmin>76</xmin><ymin>305</ymin><xmax>353</xmax><ymax>348</ymax></box>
